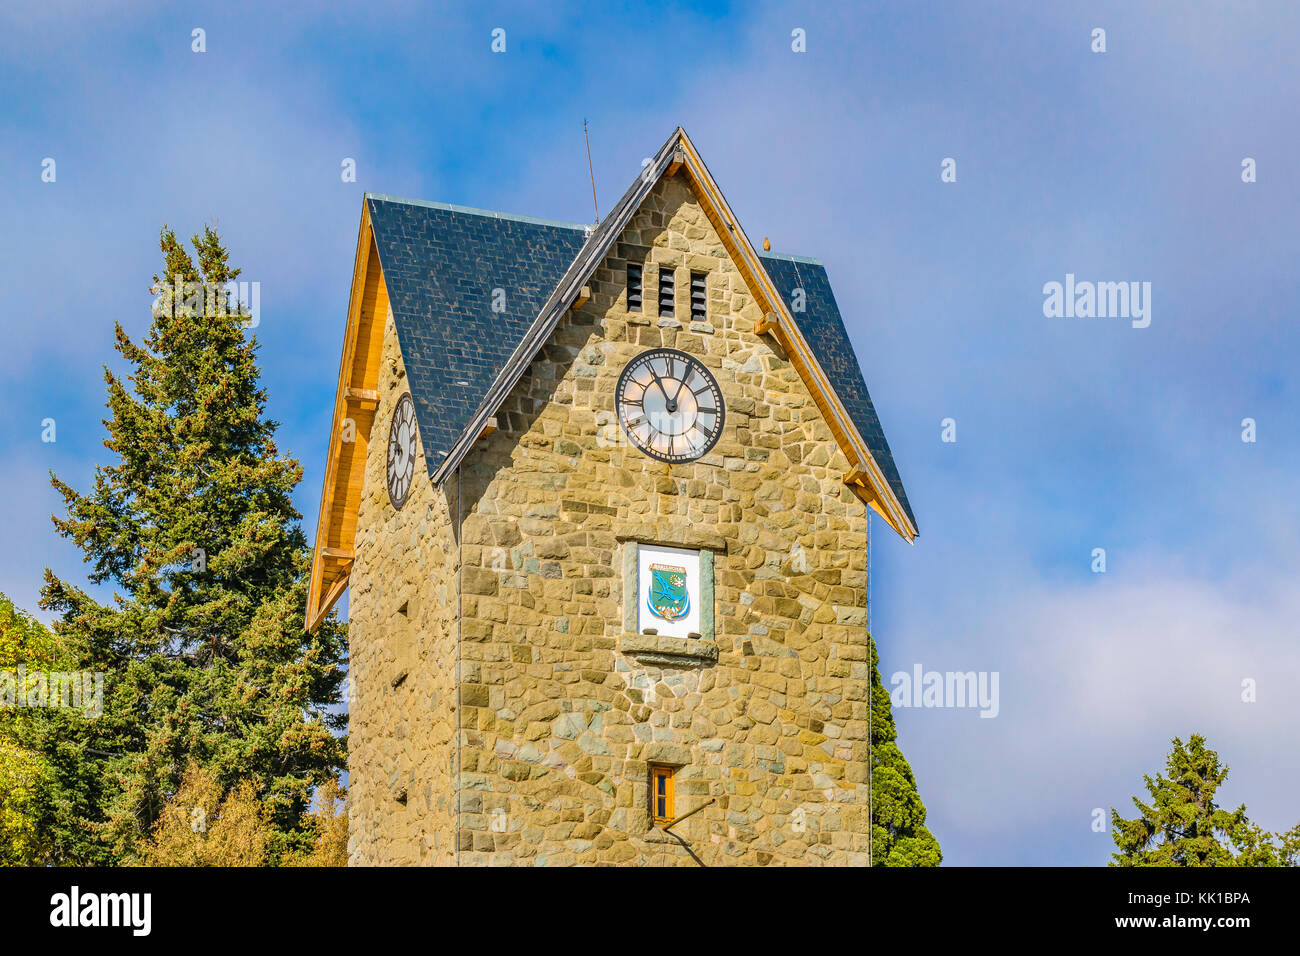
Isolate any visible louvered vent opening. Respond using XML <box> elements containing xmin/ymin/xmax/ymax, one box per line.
<box><xmin>690</xmin><ymin>272</ymin><xmax>707</xmax><ymax>322</ymax></box>
<box><xmin>627</xmin><ymin>263</ymin><xmax>642</xmax><ymax>312</ymax></box>
<box><xmin>658</xmin><ymin>267</ymin><xmax>675</xmax><ymax>317</ymax></box>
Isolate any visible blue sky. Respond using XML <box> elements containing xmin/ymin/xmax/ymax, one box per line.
<box><xmin>2</xmin><ymin>0</ymin><xmax>1297</xmax><ymax>865</ymax></box>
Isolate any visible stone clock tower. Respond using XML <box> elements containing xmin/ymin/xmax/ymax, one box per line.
<box><xmin>307</xmin><ymin>127</ymin><xmax>918</xmax><ymax>866</ymax></box>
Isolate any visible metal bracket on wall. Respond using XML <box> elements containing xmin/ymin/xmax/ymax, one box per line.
<box><xmin>663</xmin><ymin>797</ymin><xmax>716</xmax><ymax>832</ymax></box>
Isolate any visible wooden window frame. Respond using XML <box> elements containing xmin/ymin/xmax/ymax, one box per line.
<box><xmin>650</xmin><ymin>764</ymin><xmax>675</xmax><ymax>825</ymax></box>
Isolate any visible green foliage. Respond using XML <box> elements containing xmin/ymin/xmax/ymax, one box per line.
<box><xmin>0</xmin><ymin>737</ymin><xmax>47</xmax><ymax>864</ymax></box>
<box><xmin>284</xmin><ymin>775</ymin><xmax>348</xmax><ymax>867</ymax></box>
<box><xmin>1</xmin><ymin>596</ymin><xmax>112</xmax><ymax>865</ymax></box>
<box><xmin>0</xmin><ymin>596</ymin><xmax>58</xmax><ymax>864</ymax></box>
<box><xmin>869</xmin><ymin>637</ymin><xmax>942</xmax><ymax>866</ymax></box>
<box><xmin>1111</xmin><ymin>734</ymin><xmax>1300</xmax><ymax>866</ymax></box>
<box><xmin>0</xmin><ymin>596</ymin><xmax>56</xmax><ymax>668</ymax></box>
<box><xmin>33</xmin><ymin>225</ymin><xmax>347</xmax><ymax>864</ymax></box>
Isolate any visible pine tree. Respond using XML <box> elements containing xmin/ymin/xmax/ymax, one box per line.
<box><xmin>37</xmin><ymin>225</ymin><xmax>347</xmax><ymax>863</ymax></box>
<box><xmin>869</xmin><ymin>637</ymin><xmax>942</xmax><ymax>866</ymax></box>
<box><xmin>1111</xmin><ymin>734</ymin><xmax>1300</xmax><ymax>866</ymax></box>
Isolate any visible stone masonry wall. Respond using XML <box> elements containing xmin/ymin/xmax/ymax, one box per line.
<box><xmin>347</xmin><ymin>305</ymin><xmax>459</xmax><ymax>865</ymax></box>
<box><xmin>453</xmin><ymin>173</ymin><xmax>871</xmax><ymax>865</ymax></box>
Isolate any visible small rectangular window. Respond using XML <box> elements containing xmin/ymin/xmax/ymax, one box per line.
<box><xmin>658</xmin><ymin>267</ymin><xmax>675</xmax><ymax>318</ymax></box>
<box><xmin>690</xmin><ymin>272</ymin><xmax>707</xmax><ymax>322</ymax></box>
<box><xmin>627</xmin><ymin>263</ymin><xmax>642</xmax><ymax>312</ymax></box>
<box><xmin>650</xmin><ymin>765</ymin><xmax>675</xmax><ymax>824</ymax></box>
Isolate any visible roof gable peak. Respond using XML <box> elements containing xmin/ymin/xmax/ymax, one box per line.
<box><xmin>431</xmin><ymin>125</ymin><xmax>917</xmax><ymax>542</ymax></box>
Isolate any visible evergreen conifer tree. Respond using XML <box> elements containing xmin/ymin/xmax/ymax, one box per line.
<box><xmin>1111</xmin><ymin>734</ymin><xmax>1299</xmax><ymax>866</ymax></box>
<box><xmin>37</xmin><ymin>226</ymin><xmax>347</xmax><ymax>863</ymax></box>
<box><xmin>869</xmin><ymin>637</ymin><xmax>942</xmax><ymax>866</ymax></box>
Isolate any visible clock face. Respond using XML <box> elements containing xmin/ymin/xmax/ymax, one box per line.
<box><xmin>616</xmin><ymin>348</ymin><xmax>725</xmax><ymax>463</ymax></box>
<box><xmin>386</xmin><ymin>392</ymin><xmax>417</xmax><ymax>510</ymax></box>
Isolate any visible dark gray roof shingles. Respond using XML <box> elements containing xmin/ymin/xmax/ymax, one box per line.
<box><xmin>366</xmin><ymin>196</ymin><xmax>587</xmax><ymax>462</ymax></box>
<box><xmin>759</xmin><ymin>254</ymin><xmax>917</xmax><ymax>532</ymax></box>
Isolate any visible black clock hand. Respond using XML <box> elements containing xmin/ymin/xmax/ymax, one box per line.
<box><xmin>650</xmin><ymin>370</ymin><xmax>677</xmax><ymax>412</ymax></box>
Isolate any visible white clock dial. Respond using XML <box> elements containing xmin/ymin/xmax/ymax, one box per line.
<box><xmin>615</xmin><ymin>348</ymin><xmax>724</xmax><ymax>463</ymax></box>
<box><xmin>386</xmin><ymin>393</ymin><xmax>417</xmax><ymax>510</ymax></box>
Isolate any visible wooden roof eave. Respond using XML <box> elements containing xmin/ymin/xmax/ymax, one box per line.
<box><xmin>306</xmin><ymin>199</ymin><xmax>377</xmax><ymax>633</ymax></box>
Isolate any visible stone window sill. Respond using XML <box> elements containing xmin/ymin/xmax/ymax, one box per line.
<box><xmin>620</xmin><ymin>632</ymin><xmax>719</xmax><ymax>665</ymax></box>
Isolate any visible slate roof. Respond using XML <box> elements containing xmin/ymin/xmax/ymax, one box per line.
<box><xmin>366</xmin><ymin>193</ymin><xmax>916</xmax><ymax>533</ymax></box>
<box><xmin>759</xmin><ymin>254</ymin><xmax>916</xmax><ymax>531</ymax></box>
<box><xmin>366</xmin><ymin>195</ymin><xmax>588</xmax><ymax>464</ymax></box>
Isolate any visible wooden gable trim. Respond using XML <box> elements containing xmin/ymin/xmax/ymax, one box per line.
<box><xmin>306</xmin><ymin>199</ymin><xmax>390</xmax><ymax>632</ymax></box>
<box><xmin>670</xmin><ymin>133</ymin><xmax>917</xmax><ymax>543</ymax></box>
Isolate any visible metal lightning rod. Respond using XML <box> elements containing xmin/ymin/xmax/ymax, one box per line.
<box><xmin>584</xmin><ymin>119</ymin><xmax>599</xmax><ymax>226</ymax></box>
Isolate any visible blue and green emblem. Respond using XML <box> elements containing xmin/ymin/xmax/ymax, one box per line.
<box><xmin>647</xmin><ymin>563</ymin><xmax>690</xmax><ymax>622</ymax></box>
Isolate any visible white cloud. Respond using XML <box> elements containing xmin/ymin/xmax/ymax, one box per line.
<box><xmin>886</xmin><ymin>555</ymin><xmax>1300</xmax><ymax>864</ymax></box>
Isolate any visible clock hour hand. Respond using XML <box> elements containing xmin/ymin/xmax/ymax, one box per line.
<box><xmin>650</xmin><ymin>370</ymin><xmax>677</xmax><ymax>412</ymax></box>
